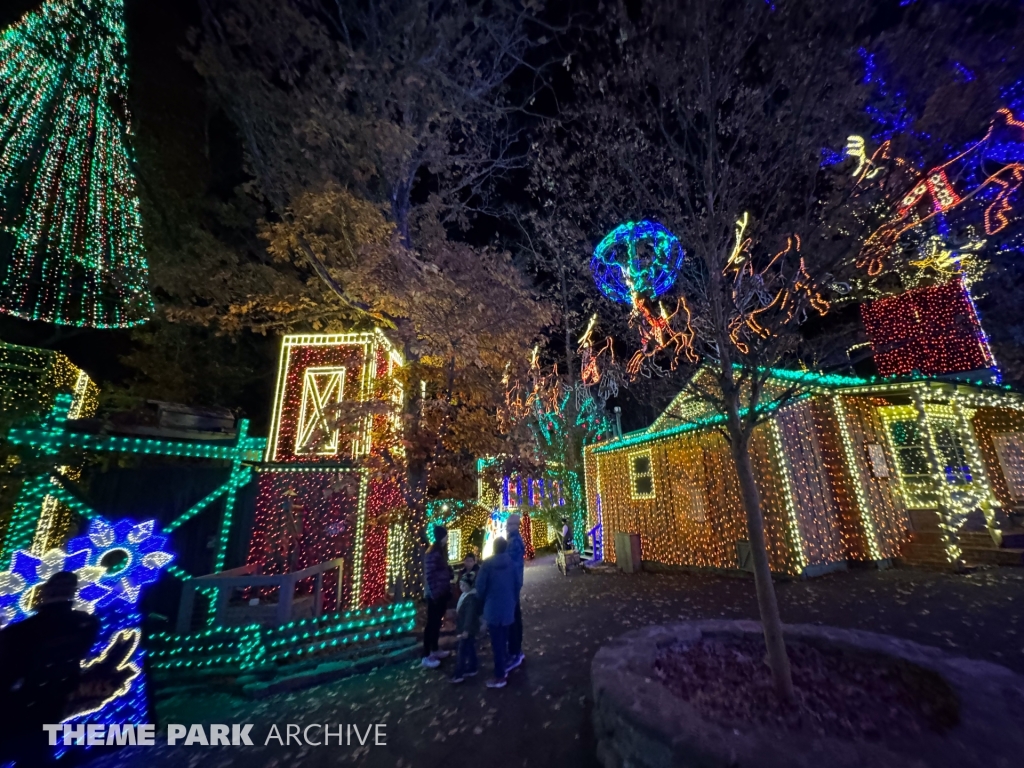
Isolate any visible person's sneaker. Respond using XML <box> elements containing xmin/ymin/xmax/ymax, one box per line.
<box><xmin>450</xmin><ymin>674</ymin><xmax>465</xmax><ymax>684</ymax></box>
<box><xmin>506</xmin><ymin>653</ymin><xmax>524</xmax><ymax>672</ymax></box>
<box><xmin>432</xmin><ymin>650</ymin><xmax>451</xmax><ymax>659</ymax></box>
<box><xmin>421</xmin><ymin>656</ymin><xmax>440</xmax><ymax>669</ymax></box>
<box><xmin>464</xmin><ymin>669</ymin><xmax>478</xmax><ymax>677</ymax></box>
<box><xmin>485</xmin><ymin>677</ymin><xmax>507</xmax><ymax>689</ymax></box>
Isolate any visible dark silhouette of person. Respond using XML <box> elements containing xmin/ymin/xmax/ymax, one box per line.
<box><xmin>0</xmin><ymin>570</ymin><xmax>99</xmax><ymax>767</ymax></box>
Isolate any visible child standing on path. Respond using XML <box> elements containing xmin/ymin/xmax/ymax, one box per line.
<box><xmin>459</xmin><ymin>551</ymin><xmax>480</xmax><ymax>583</ymax></box>
<box><xmin>475</xmin><ymin>536</ymin><xmax>521</xmax><ymax>689</ymax></box>
<box><xmin>450</xmin><ymin>572</ymin><xmax>480</xmax><ymax>683</ymax></box>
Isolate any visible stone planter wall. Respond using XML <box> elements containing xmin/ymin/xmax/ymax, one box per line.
<box><xmin>591</xmin><ymin>620</ymin><xmax>1024</xmax><ymax>768</ymax></box>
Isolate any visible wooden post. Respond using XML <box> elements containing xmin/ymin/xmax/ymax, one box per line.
<box><xmin>214</xmin><ymin>585</ymin><xmax>231</xmax><ymax>625</ymax></box>
<box><xmin>334</xmin><ymin>562</ymin><xmax>343</xmax><ymax>609</ymax></box>
<box><xmin>277</xmin><ymin>575</ymin><xmax>294</xmax><ymax>625</ymax></box>
<box><xmin>176</xmin><ymin>582</ymin><xmax>197</xmax><ymax>635</ymax></box>
<box><xmin>314</xmin><ymin>573</ymin><xmax>324</xmax><ymax>617</ymax></box>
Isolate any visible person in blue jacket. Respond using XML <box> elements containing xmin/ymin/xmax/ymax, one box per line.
<box><xmin>505</xmin><ymin>514</ymin><xmax>525</xmax><ymax>672</ymax></box>
<box><xmin>474</xmin><ymin>536</ymin><xmax>521</xmax><ymax>688</ymax></box>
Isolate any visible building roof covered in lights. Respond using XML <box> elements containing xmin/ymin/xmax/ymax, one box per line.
<box><xmin>596</xmin><ymin>363</ymin><xmax>1021</xmax><ymax>455</ymax></box>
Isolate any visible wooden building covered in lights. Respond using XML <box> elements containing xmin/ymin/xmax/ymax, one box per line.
<box><xmin>584</xmin><ymin>367</ymin><xmax>1024</xmax><ymax>575</ymax></box>
<box><xmin>247</xmin><ymin>331</ymin><xmax>408</xmax><ymax>609</ymax></box>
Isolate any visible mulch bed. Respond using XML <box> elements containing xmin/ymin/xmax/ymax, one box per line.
<box><xmin>653</xmin><ymin>635</ymin><xmax>958</xmax><ymax>740</ymax></box>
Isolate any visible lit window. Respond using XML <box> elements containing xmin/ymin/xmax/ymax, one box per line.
<box><xmin>294</xmin><ymin>367</ymin><xmax>347</xmax><ymax>455</ymax></box>
<box><xmin>888</xmin><ymin>419</ymin><xmax>930</xmax><ymax>480</ymax></box>
<box><xmin>629</xmin><ymin>452</ymin><xmax>655</xmax><ymax>498</ymax></box>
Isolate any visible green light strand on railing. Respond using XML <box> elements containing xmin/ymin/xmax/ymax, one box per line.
<box><xmin>7</xmin><ymin>427</ymin><xmax>262</xmax><ymax>460</ymax></box>
<box><xmin>148</xmin><ymin>607</ymin><xmax>417</xmax><ymax>670</ymax></box>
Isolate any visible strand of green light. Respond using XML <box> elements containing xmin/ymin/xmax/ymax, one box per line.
<box><xmin>0</xmin><ymin>0</ymin><xmax>153</xmax><ymax>327</ymax></box>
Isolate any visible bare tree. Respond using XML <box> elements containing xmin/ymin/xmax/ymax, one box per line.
<box><xmin>189</xmin><ymin>0</ymin><xmax>554</xmax><ymax>247</ymax></box>
<box><xmin>535</xmin><ymin>0</ymin><xmax>887</xmax><ymax>700</ymax></box>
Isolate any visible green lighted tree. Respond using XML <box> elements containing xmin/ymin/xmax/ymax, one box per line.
<box><xmin>498</xmin><ymin>341</ymin><xmax>618</xmax><ymax>554</ymax></box>
<box><xmin>0</xmin><ymin>0</ymin><xmax>152</xmax><ymax>328</ymax></box>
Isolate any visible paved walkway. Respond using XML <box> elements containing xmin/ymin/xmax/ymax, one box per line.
<box><xmin>85</xmin><ymin>557</ymin><xmax>1024</xmax><ymax>768</ymax></box>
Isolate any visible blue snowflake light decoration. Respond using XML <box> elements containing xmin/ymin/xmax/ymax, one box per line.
<box><xmin>0</xmin><ymin>516</ymin><xmax>173</xmax><ymax>750</ymax></box>
<box><xmin>67</xmin><ymin>518</ymin><xmax>173</xmax><ymax>607</ymax></box>
<box><xmin>590</xmin><ymin>220</ymin><xmax>685</xmax><ymax>305</ymax></box>
<box><xmin>0</xmin><ymin>517</ymin><xmax>172</xmax><ymax>627</ymax></box>
<box><xmin>0</xmin><ymin>547</ymin><xmax>94</xmax><ymax>627</ymax></box>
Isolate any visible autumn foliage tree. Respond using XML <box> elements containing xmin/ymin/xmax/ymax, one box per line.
<box><xmin>174</xmin><ymin>0</ymin><xmax>554</xmax><ymax>572</ymax></box>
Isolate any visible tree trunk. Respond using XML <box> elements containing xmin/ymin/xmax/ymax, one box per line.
<box><xmin>405</xmin><ymin>455</ymin><xmax>429</xmax><ymax>596</ymax></box>
<box><xmin>725</xmin><ymin>398</ymin><xmax>795</xmax><ymax>703</ymax></box>
<box><xmin>401</xmin><ymin>338</ymin><xmax>428</xmax><ymax>597</ymax></box>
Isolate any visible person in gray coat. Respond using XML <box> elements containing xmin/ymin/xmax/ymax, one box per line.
<box><xmin>474</xmin><ymin>537</ymin><xmax>521</xmax><ymax>688</ymax></box>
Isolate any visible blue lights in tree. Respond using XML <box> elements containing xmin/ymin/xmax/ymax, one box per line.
<box><xmin>859</xmin><ymin>47</ymin><xmax>919</xmax><ymax>144</ymax></box>
<box><xmin>952</xmin><ymin>61</ymin><xmax>976</xmax><ymax>84</ymax></box>
<box><xmin>590</xmin><ymin>220</ymin><xmax>685</xmax><ymax>305</ymax></box>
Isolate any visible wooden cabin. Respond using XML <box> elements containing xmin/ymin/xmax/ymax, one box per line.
<box><xmin>584</xmin><ymin>367</ymin><xmax>1024</xmax><ymax>575</ymax></box>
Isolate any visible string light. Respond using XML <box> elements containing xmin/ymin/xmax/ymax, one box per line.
<box><xmin>253</xmin><ymin>332</ymin><xmax>405</xmax><ymax>610</ymax></box>
<box><xmin>0</xmin><ymin>0</ymin><xmax>153</xmax><ymax>327</ymax></box>
<box><xmin>247</xmin><ymin>470</ymin><xmax>362</xmax><ymax>611</ymax></box>
<box><xmin>426</xmin><ymin>498</ymin><xmax>491</xmax><ymax>557</ymax></box>
<box><xmin>430</xmin><ymin>463</ymin><xmax>566</xmax><ymax>559</ymax></box>
<box><xmin>590</xmin><ymin>220</ymin><xmax>685</xmax><ymax>305</ymax></box>
<box><xmin>876</xmin><ymin>392</ymin><xmax>1002</xmax><ymax>564</ymax></box>
<box><xmin>73</xmin><ymin>629</ymin><xmax>142</xmax><ymax>719</ymax></box>
<box><xmin>0</xmin><ymin>341</ymin><xmax>99</xmax><ymax>416</ymax></box>
<box><xmin>849</xmin><ymin>101</ymin><xmax>1024</xmax><ymax>290</ymax></box>
<box><xmin>0</xmin><ymin>516</ymin><xmax>173</xmax><ymax>760</ymax></box>
<box><xmin>0</xmin><ymin>342</ymin><xmax>100</xmax><ymax>554</ymax></box>
<box><xmin>2</xmin><ymin>394</ymin><xmax>263</xmax><ymax>568</ymax></box>
<box><xmin>857</xmin><ymin>107</ymin><xmax>1024</xmax><ymax>275</ymax></box>
<box><xmin>769</xmin><ymin>418</ymin><xmax>807</xmax><ymax>572</ymax></box>
<box><xmin>148</xmin><ymin>602</ymin><xmax>416</xmax><ymax>670</ymax></box>
<box><xmin>861</xmin><ymin>278</ymin><xmax>996</xmax><ymax>378</ymax></box>
<box><xmin>972</xmin><ymin>408</ymin><xmax>1024</xmax><ymax>508</ymax></box>
<box><xmin>627</xmin><ymin>450</ymin><xmax>655</xmax><ymax>499</ymax></box>
<box><xmin>500</xmin><ymin>339</ymin><xmax>612</xmax><ymax>554</ymax></box>
<box><xmin>591</xmin><ymin>216</ymin><xmax>828</xmax><ymax>381</ymax></box>
<box><xmin>585</xmin><ymin>368</ymin><xmax>1021</xmax><ymax>573</ymax></box>
<box><xmin>830</xmin><ymin>395</ymin><xmax>885</xmax><ymax>561</ymax></box>
<box><xmin>265</xmin><ymin>330</ymin><xmax>402</xmax><ymax>464</ymax></box>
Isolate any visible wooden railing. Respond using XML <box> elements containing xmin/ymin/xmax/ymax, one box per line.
<box><xmin>175</xmin><ymin>558</ymin><xmax>344</xmax><ymax>635</ymax></box>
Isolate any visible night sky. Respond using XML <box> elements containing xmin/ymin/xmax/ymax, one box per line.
<box><xmin>3</xmin><ymin>0</ymin><xmax>1023</xmax><ymax>432</ymax></box>
<box><xmin>0</xmin><ymin>0</ymin><xmax>276</xmax><ymax>419</ymax></box>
